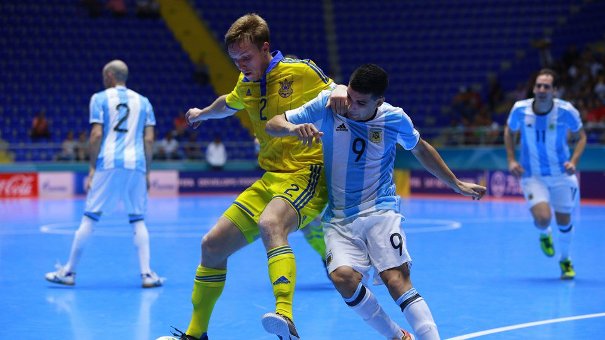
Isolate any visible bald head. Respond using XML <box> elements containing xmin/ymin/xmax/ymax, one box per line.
<box><xmin>102</xmin><ymin>60</ymin><xmax>128</xmax><ymax>88</ymax></box>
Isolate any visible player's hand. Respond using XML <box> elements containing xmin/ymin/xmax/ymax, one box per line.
<box><xmin>290</xmin><ymin>123</ymin><xmax>323</xmax><ymax>147</ymax></box>
<box><xmin>508</xmin><ymin>160</ymin><xmax>524</xmax><ymax>178</ymax></box>
<box><xmin>456</xmin><ymin>181</ymin><xmax>487</xmax><ymax>200</ymax></box>
<box><xmin>326</xmin><ymin>84</ymin><xmax>349</xmax><ymax>115</ymax></box>
<box><xmin>563</xmin><ymin>161</ymin><xmax>577</xmax><ymax>174</ymax></box>
<box><xmin>85</xmin><ymin>169</ymin><xmax>95</xmax><ymax>192</ymax></box>
<box><xmin>186</xmin><ymin>108</ymin><xmax>203</xmax><ymax>129</ymax></box>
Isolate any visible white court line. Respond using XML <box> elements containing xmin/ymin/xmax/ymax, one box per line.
<box><xmin>447</xmin><ymin>312</ymin><xmax>605</xmax><ymax>339</ymax></box>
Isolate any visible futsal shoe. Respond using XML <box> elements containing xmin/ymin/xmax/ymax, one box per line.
<box><xmin>141</xmin><ymin>271</ymin><xmax>165</xmax><ymax>288</ymax></box>
<box><xmin>155</xmin><ymin>327</ymin><xmax>206</xmax><ymax>340</ymax></box>
<box><xmin>261</xmin><ymin>312</ymin><xmax>300</xmax><ymax>340</ymax></box>
<box><xmin>539</xmin><ymin>234</ymin><xmax>555</xmax><ymax>257</ymax></box>
<box><xmin>559</xmin><ymin>259</ymin><xmax>576</xmax><ymax>280</ymax></box>
<box><xmin>45</xmin><ymin>265</ymin><xmax>75</xmax><ymax>286</ymax></box>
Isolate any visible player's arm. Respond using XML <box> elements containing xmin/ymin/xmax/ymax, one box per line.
<box><xmin>503</xmin><ymin>125</ymin><xmax>524</xmax><ymax>177</ymax></box>
<box><xmin>185</xmin><ymin>95</ymin><xmax>238</xmax><ymax>129</ymax></box>
<box><xmin>565</xmin><ymin>128</ymin><xmax>587</xmax><ymax>174</ymax></box>
<box><xmin>143</xmin><ymin>125</ymin><xmax>154</xmax><ymax>189</ymax></box>
<box><xmin>86</xmin><ymin>123</ymin><xmax>103</xmax><ymax>190</ymax></box>
<box><xmin>265</xmin><ymin>114</ymin><xmax>323</xmax><ymax>147</ymax></box>
<box><xmin>411</xmin><ymin>138</ymin><xmax>486</xmax><ymax>200</ymax></box>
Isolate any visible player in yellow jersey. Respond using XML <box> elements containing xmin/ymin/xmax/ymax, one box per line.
<box><xmin>162</xmin><ymin>13</ymin><xmax>347</xmax><ymax>340</ymax></box>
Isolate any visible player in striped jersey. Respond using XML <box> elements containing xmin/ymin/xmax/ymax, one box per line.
<box><xmin>266</xmin><ymin>64</ymin><xmax>485</xmax><ymax>340</ymax></box>
<box><xmin>45</xmin><ymin>60</ymin><xmax>163</xmax><ymax>288</ymax></box>
<box><xmin>504</xmin><ymin>68</ymin><xmax>587</xmax><ymax>279</ymax></box>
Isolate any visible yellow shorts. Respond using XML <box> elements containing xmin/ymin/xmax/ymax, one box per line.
<box><xmin>224</xmin><ymin>164</ymin><xmax>327</xmax><ymax>243</ymax></box>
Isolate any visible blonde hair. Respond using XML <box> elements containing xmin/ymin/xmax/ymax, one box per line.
<box><xmin>224</xmin><ymin>13</ymin><xmax>270</xmax><ymax>49</ymax></box>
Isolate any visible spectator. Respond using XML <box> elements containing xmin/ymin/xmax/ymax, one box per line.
<box><xmin>107</xmin><ymin>0</ymin><xmax>127</xmax><ymax>16</ymax></box>
<box><xmin>193</xmin><ymin>56</ymin><xmax>210</xmax><ymax>86</ymax></box>
<box><xmin>30</xmin><ymin>110</ymin><xmax>51</xmax><ymax>141</ymax></box>
<box><xmin>157</xmin><ymin>131</ymin><xmax>181</xmax><ymax>160</ymax></box>
<box><xmin>56</xmin><ymin>131</ymin><xmax>78</xmax><ymax>161</ymax></box>
<box><xmin>0</xmin><ymin>132</ymin><xmax>15</xmax><ymax>163</ymax></box>
<box><xmin>136</xmin><ymin>0</ymin><xmax>160</xmax><ymax>18</ymax></box>
<box><xmin>76</xmin><ymin>131</ymin><xmax>89</xmax><ymax>161</ymax></box>
<box><xmin>173</xmin><ymin>111</ymin><xmax>189</xmax><ymax>141</ymax></box>
<box><xmin>205</xmin><ymin>134</ymin><xmax>227</xmax><ymax>170</ymax></box>
<box><xmin>184</xmin><ymin>132</ymin><xmax>202</xmax><ymax>160</ymax></box>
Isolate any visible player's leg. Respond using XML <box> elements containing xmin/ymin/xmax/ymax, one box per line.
<box><xmin>522</xmin><ymin>177</ymin><xmax>555</xmax><ymax>256</ymax></box>
<box><xmin>125</xmin><ymin>170</ymin><xmax>162</xmax><ymax>287</ymax></box>
<box><xmin>45</xmin><ymin>170</ymin><xmax>114</xmax><ymax>285</ymax></box>
<box><xmin>551</xmin><ymin>175</ymin><xmax>579</xmax><ymax>279</ymax></box>
<box><xmin>184</xmin><ymin>215</ymin><xmax>249</xmax><ymax>339</ymax></box>
<box><xmin>325</xmin><ymin>218</ymin><xmax>406</xmax><ymax>339</ymax></box>
<box><xmin>259</xmin><ymin>165</ymin><xmax>327</xmax><ymax>338</ymax></box>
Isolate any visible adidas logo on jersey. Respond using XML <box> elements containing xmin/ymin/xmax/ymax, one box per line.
<box><xmin>272</xmin><ymin>276</ymin><xmax>291</xmax><ymax>285</ymax></box>
<box><xmin>336</xmin><ymin>123</ymin><xmax>348</xmax><ymax>132</ymax></box>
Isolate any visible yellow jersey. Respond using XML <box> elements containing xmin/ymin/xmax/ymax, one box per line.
<box><xmin>225</xmin><ymin>51</ymin><xmax>333</xmax><ymax>172</ymax></box>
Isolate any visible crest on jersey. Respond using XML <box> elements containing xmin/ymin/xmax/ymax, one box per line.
<box><xmin>246</xmin><ymin>89</ymin><xmax>252</xmax><ymax>96</ymax></box>
<box><xmin>369</xmin><ymin>128</ymin><xmax>382</xmax><ymax>143</ymax></box>
<box><xmin>278</xmin><ymin>78</ymin><xmax>294</xmax><ymax>98</ymax></box>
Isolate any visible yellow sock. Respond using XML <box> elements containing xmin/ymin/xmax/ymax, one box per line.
<box><xmin>267</xmin><ymin>245</ymin><xmax>296</xmax><ymax>321</ymax></box>
<box><xmin>186</xmin><ymin>265</ymin><xmax>226</xmax><ymax>338</ymax></box>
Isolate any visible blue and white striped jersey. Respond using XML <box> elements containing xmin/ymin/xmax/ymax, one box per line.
<box><xmin>89</xmin><ymin>85</ymin><xmax>155</xmax><ymax>173</ymax></box>
<box><xmin>507</xmin><ymin>98</ymin><xmax>582</xmax><ymax>178</ymax></box>
<box><xmin>286</xmin><ymin>90</ymin><xmax>420</xmax><ymax>220</ymax></box>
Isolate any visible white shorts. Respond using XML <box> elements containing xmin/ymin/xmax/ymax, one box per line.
<box><xmin>85</xmin><ymin>169</ymin><xmax>147</xmax><ymax>218</ymax></box>
<box><xmin>324</xmin><ymin>209</ymin><xmax>411</xmax><ymax>285</ymax></box>
<box><xmin>520</xmin><ymin>174</ymin><xmax>579</xmax><ymax>214</ymax></box>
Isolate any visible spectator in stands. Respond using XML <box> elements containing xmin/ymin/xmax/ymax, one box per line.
<box><xmin>81</xmin><ymin>0</ymin><xmax>102</xmax><ymax>17</ymax></box>
<box><xmin>173</xmin><ymin>111</ymin><xmax>189</xmax><ymax>141</ymax></box>
<box><xmin>76</xmin><ymin>131</ymin><xmax>89</xmax><ymax>161</ymax></box>
<box><xmin>45</xmin><ymin>59</ymin><xmax>163</xmax><ymax>288</ymax></box>
<box><xmin>56</xmin><ymin>131</ymin><xmax>78</xmax><ymax>161</ymax></box>
<box><xmin>205</xmin><ymin>134</ymin><xmax>227</xmax><ymax>170</ymax></box>
<box><xmin>0</xmin><ymin>132</ymin><xmax>15</xmax><ymax>163</ymax></box>
<box><xmin>30</xmin><ymin>110</ymin><xmax>51</xmax><ymax>141</ymax></box>
<box><xmin>136</xmin><ymin>0</ymin><xmax>160</xmax><ymax>18</ymax></box>
<box><xmin>107</xmin><ymin>0</ymin><xmax>127</xmax><ymax>16</ymax></box>
<box><xmin>157</xmin><ymin>131</ymin><xmax>182</xmax><ymax>160</ymax></box>
<box><xmin>184</xmin><ymin>132</ymin><xmax>202</xmax><ymax>160</ymax></box>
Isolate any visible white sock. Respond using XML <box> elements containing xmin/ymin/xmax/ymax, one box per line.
<box><xmin>397</xmin><ymin>288</ymin><xmax>439</xmax><ymax>340</ymax></box>
<box><xmin>558</xmin><ymin>223</ymin><xmax>574</xmax><ymax>260</ymax></box>
<box><xmin>132</xmin><ymin>220</ymin><xmax>152</xmax><ymax>274</ymax></box>
<box><xmin>540</xmin><ymin>226</ymin><xmax>552</xmax><ymax>237</ymax></box>
<box><xmin>345</xmin><ymin>283</ymin><xmax>402</xmax><ymax>338</ymax></box>
<box><xmin>64</xmin><ymin>215</ymin><xmax>96</xmax><ymax>273</ymax></box>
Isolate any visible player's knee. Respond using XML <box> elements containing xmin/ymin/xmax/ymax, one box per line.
<box><xmin>201</xmin><ymin>233</ymin><xmax>225</xmax><ymax>261</ymax></box>
<box><xmin>533</xmin><ymin>216</ymin><xmax>551</xmax><ymax>228</ymax></box>
<box><xmin>329</xmin><ymin>266</ymin><xmax>361</xmax><ymax>295</ymax></box>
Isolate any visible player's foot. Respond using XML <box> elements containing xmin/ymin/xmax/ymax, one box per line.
<box><xmin>539</xmin><ymin>234</ymin><xmax>555</xmax><ymax>257</ymax></box>
<box><xmin>261</xmin><ymin>312</ymin><xmax>300</xmax><ymax>340</ymax></box>
<box><xmin>45</xmin><ymin>264</ymin><xmax>75</xmax><ymax>286</ymax></box>
<box><xmin>155</xmin><ymin>327</ymin><xmax>206</xmax><ymax>340</ymax></box>
<box><xmin>559</xmin><ymin>259</ymin><xmax>575</xmax><ymax>280</ymax></box>
<box><xmin>141</xmin><ymin>271</ymin><xmax>165</xmax><ymax>288</ymax></box>
<box><xmin>400</xmin><ymin>329</ymin><xmax>415</xmax><ymax>340</ymax></box>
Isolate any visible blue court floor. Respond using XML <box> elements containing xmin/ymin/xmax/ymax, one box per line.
<box><xmin>0</xmin><ymin>195</ymin><xmax>604</xmax><ymax>339</ymax></box>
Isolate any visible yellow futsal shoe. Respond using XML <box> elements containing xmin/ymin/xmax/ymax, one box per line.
<box><xmin>539</xmin><ymin>234</ymin><xmax>555</xmax><ymax>257</ymax></box>
<box><xmin>559</xmin><ymin>259</ymin><xmax>576</xmax><ymax>280</ymax></box>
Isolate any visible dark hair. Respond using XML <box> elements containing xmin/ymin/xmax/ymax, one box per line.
<box><xmin>535</xmin><ymin>68</ymin><xmax>558</xmax><ymax>88</ymax></box>
<box><xmin>349</xmin><ymin>64</ymin><xmax>388</xmax><ymax>98</ymax></box>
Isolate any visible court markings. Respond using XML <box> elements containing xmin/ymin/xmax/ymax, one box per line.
<box><xmin>447</xmin><ymin>312</ymin><xmax>605</xmax><ymax>339</ymax></box>
<box><xmin>38</xmin><ymin>218</ymin><xmax>462</xmax><ymax>237</ymax></box>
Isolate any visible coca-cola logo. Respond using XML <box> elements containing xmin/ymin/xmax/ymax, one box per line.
<box><xmin>0</xmin><ymin>174</ymin><xmax>38</xmax><ymax>197</ymax></box>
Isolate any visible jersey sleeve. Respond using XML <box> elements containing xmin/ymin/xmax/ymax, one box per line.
<box><xmin>285</xmin><ymin>90</ymin><xmax>330</xmax><ymax>126</ymax></box>
<box><xmin>224</xmin><ymin>74</ymin><xmax>246</xmax><ymax>111</ymax></box>
<box><xmin>562</xmin><ymin>105</ymin><xmax>583</xmax><ymax>132</ymax></box>
<box><xmin>144</xmin><ymin>97</ymin><xmax>156</xmax><ymax>126</ymax></box>
<box><xmin>89</xmin><ymin>93</ymin><xmax>104</xmax><ymax>124</ymax></box>
<box><xmin>506</xmin><ymin>102</ymin><xmax>523</xmax><ymax>131</ymax></box>
<box><xmin>396</xmin><ymin>110</ymin><xmax>420</xmax><ymax>150</ymax></box>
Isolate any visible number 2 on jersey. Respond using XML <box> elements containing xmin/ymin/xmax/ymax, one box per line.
<box><xmin>259</xmin><ymin>98</ymin><xmax>268</xmax><ymax>121</ymax></box>
<box><xmin>113</xmin><ymin>103</ymin><xmax>130</xmax><ymax>132</ymax></box>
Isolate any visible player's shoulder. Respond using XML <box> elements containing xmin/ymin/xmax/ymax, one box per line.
<box><xmin>554</xmin><ymin>98</ymin><xmax>578</xmax><ymax>113</ymax></box>
<box><xmin>511</xmin><ymin>98</ymin><xmax>532</xmax><ymax>112</ymax></box>
<box><xmin>379</xmin><ymin>102</ymin><xmax>410</xmax><ymax>121</ymax></box>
